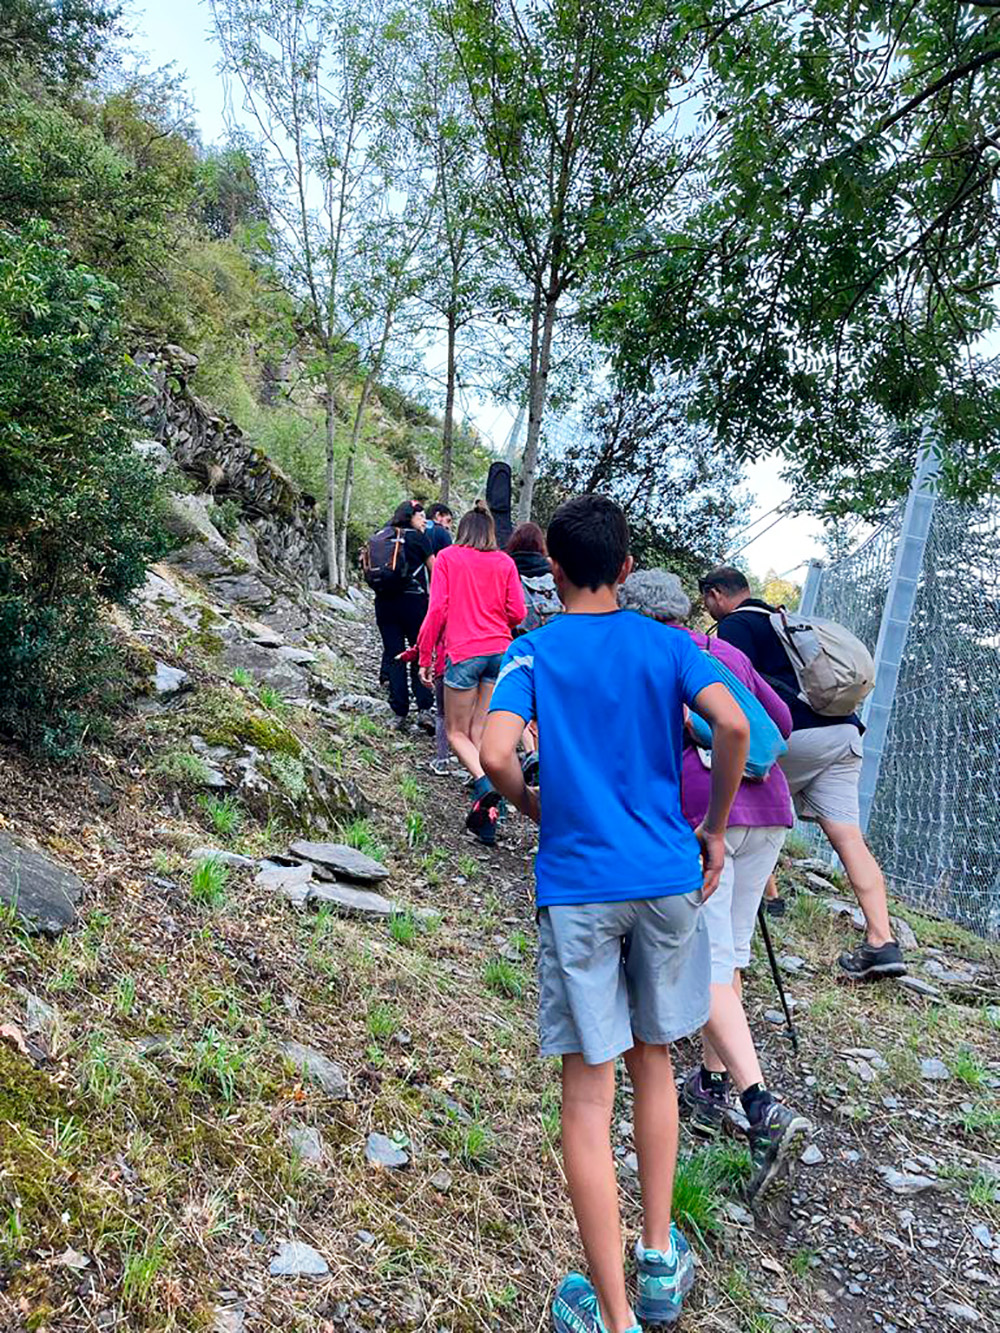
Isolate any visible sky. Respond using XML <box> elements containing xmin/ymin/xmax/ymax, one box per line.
<box><xmin>125</xmin><ymin>0</ymin><xmax>824</xmax><ymax>580</ymax></box>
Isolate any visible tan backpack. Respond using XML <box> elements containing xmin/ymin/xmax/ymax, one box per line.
<box><xmin>741</xmin><ymin>606</ymin><xmax>875</xmax><ymax>717</ymax></box>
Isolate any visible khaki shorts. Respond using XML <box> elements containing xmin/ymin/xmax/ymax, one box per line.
<box><xmin>780</xmin><ymin>724</ymin><xmax>863</xmax><ymax>825</ymax></box>
<box><xmin>537</xmin><ymin>893</ymin><xmax>710</xmax><ymax>1065</ymax></box>
<box><xmin>701</xmin><ymin>825</ymin><xmax>786</xmax><ymax>983</ymax></box>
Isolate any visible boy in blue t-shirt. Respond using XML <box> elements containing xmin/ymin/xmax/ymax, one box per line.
<box><xmin>481</xmin><ymin>495</ymin><xmax>749</xmax><ymax>1333</ymax></box>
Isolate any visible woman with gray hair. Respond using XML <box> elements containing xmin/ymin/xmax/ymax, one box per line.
<box><xmin>620</xmin><ymin>569</ymin><xmax>811</xmax><ymax>1209</ymax></box>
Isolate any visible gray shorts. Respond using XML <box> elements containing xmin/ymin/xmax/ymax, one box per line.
<box><xmin>780</xmin><ymin>724</ymin><xmax>863</xmax><ymax>824</ymax></box>
<box><xmin>537</xmin><ymin>893</ymin><xmax>710</xmax><ymax>1065</ymax></box>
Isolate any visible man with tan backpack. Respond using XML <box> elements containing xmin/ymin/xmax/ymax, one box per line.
<box><xmin>700</xmin><ymin>566</ymin><xmax>907</xmax><ymax>982</ymax></box>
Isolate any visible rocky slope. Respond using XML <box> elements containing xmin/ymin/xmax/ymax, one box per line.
<box><xmin>0</xmin><ymin>432</ymin><xmax>998</xmax><ymax>1333</ymax></box>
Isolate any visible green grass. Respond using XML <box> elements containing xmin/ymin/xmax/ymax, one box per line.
<box><xmin>789</xmin><ymin>890</ymin><xmax>826</xmax><ymax>932</ymax></box>
<box><xmin>399</xmin><ymin>773</ymin><xmax>422</xmax><ymax>804</ymax></box>
<box><xmin>968</xmin><ymin>1171</ymin><xmax>999</xmax><ymax>1210</ymax></box>
<box><xmin>231</xmin><ymin>666</ymin><xmax>254</xmax><ymax>688</ymax></box>
<box><xmin>190</xmin><ymin>1027</ymin><xmax>245</xmax><ymax>1106</ymax></box>
<box><xmin>484</xmin><ymin>957</ymin><xmax>526</xmax><ymax>999</ymax></box>
<box><xmin>114</xmin><ymin>975</ymin><xmax>137</xmax><ymax>1018</ymax></box>
<box><xmin>789</xmin><ymin>1245</ymin><xmax>820</xmax><ymax>1278</ymax></box>
<box><xmin>197</xmin><ymin>792</ymin><xmax>244</xmax><ymax>839</ymax></box>
<box><xmin>457</xmin><ymin>853</ymin><xmax>480</xmax><ymax>880</ymax></box>
<box><xmin>121</xmin><ymin>1233</ymin><xmax>167</xmax><ymax>1308</ymax></box>
<box><xmin>258</xmin><ymin>684</ymin><xmax>287</xmax><ymax>714</ymax></box>
<box><xmin>190</xmin><ymin>856</ymin><xmax>229</xmax><ymax>908</ymax></box>
<box><xmin>345</xmin><ymin>714</ymin><xmax>380</xmax><ymax>741</ymax></box>
<box><xmin>367</xmin><ymin>1002</ymin><xmax>399</xmax><ymax>1041</ymax></box>
<box><xmin>388</xmin><ymin>910</ymin><xmax>418</xmax><ymax>946</ymax></box>
<box><xmin>154</xmin><ymin>750</ymin><xmax>213</xmax><ymax>788</ymax></box>
<box><xmin>444</xmin><ymin>1116</ymin><xmax>496</xmax><ymax>1170</ymax></box>
<box><xmin>671</xmin><ymin>1143</ymin><xmax>753</xmax><ymax>1244</ymax></box>
<box><xmin>341</xmin><ymin>817</ymin><xmax>387</xmax><ymax>861</ymax></box>
<box><xmin>718</xmin><ymin>1264</ymin><xmax>774</xmax><ymax>1332</ymax></box>
<box><xmin>953</xmin><ymin>1047</ymin><xmax>988</xmax><ymax>1087</ymax></box>
<box><xmin>406</xmin><ymin>811</ymin><xmax>427</xmax><ymax>847</ymax></box>
<box><xmin>82</xmin><ymin>1032</ymin><xmax>124</xmax><ymax>1107</ymax></box>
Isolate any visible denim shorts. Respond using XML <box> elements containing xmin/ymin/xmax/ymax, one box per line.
<box><xmin>444</xmin><ymin>652</ymin><xmax>505</xmax><ymax>691</ymax></box>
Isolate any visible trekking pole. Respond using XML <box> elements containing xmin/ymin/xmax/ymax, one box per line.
<box><xmin>756</xmin><ymin>905</ymin><xmax>799</xmax><ymax>1057</ymax></box>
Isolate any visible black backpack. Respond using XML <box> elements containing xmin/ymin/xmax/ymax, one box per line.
<box><xmin>363</xmin><ymin>526</ymin><xmax>410</xmax><ymax>593</ymax></box>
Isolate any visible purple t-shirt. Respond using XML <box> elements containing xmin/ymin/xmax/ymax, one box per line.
<box><xmin>677</xmin><ymin>628</ymin><xmax>795</xmax><ymax>831</ymax></box>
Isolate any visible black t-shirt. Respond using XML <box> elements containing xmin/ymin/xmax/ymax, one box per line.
<box><xmin>400</xmin><ymin>529</ymin><xmax>432</xmax><ymax>595</ymax></box>
<box><xmin>427</xmin><ymin>521</ymin><xmax>453</xmax><ymax>555</ymax></box>
<box><xmin>716</xmin><ymin>599</ymin><xmax>860</xmax><ymax>732</ymax></box>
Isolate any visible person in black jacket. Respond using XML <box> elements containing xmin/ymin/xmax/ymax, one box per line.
<box><xmin>374</xmin><ymin>502</ymin><xmax>436</xmax><ymax>732</ymax></box>
<box><xmin>700</xmin><ymin>565</ymin><xmax>906</xmax><ymax>982</ymax></box>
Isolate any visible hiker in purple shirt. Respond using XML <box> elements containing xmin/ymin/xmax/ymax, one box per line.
<box><xmin>620</xmin><ymin>570</ymin><xmax>812</xmax><ymax>1210</ymax></box>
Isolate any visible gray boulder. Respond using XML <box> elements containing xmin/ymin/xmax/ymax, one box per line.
<box><xmin>152</xmin><ymin>661</ymin><xmax>190</xmax><ymax>696</ymax></box>
<box><xmin>312</xmin><ymin>591</ymin><xmax>361</xmax><ymax>618</ymax></box>
<box><xmin>281</xmin><ymin>1041</ymin><xmax>348</xmax><ymax>1098</ymax></box>
<box><xmin>288</xmin><ymin>840</ymin><xmax>389</xmax><ymax>883</ymax></box>
<box><xmin>0</xmin><ymin>833</ymin><xmax>82</xmax><ymax>936</ymax></box>
<box><xmin>211</xmin><ymin>573</ymin><xmax>275</xmax><ymax>611</ymax></box>
<box><xmin>285</xmin><ymin>1124</ymin><xmax>325</xmax><ymax>1164</ymax></box>
<box><xmin>327</xmin><ymin>693</ymin><xmax>391</xmax><ymax>716</ymax></box>
<box><xmin>307</xmin><ymin>882</ymin><xmax>395</xmax><ymax>919</ymax></box>
<box><xmin>162</xmin><ymin>493</ymin><xmax>230</xmax><ymax>550</ymax></box>
<box><xmin>365</xmin><ymin>1132</ymin><xmax>409</xmax><ymax>1168</ymax></box>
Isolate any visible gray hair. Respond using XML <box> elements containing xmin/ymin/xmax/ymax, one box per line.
<box><xmin>619</xmin><ymin>569</ymin><xmax>691</xmax><ymax>623</ymax></box>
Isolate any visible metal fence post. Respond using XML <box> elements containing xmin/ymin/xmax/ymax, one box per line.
<box><xmin>798</xmin><ymin>559</ymin><xmax>825</xmax><ymax>617</ymax></box>
<box><xmin>857</xmin><ymin>442</ymin><xmax>940</xmax><ymax>834</ymax></box>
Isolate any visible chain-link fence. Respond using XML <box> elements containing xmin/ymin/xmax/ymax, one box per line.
<box><xmin>807</xmin><ymin>495</ymin><xmax>1000</xmax><ymax>938</ymax></box>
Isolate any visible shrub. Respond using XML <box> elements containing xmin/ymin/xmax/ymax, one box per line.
<box><xmin>0</xmin><ymin>222</ymin><xmax>166</xmax><ymax>755</ymax></box>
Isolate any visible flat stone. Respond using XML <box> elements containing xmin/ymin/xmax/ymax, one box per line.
<box><xmin>764</xmin><ymin>1009</ymin><xmax>786</xmax><ymax>1025</ymax></box>
<box><xmin>152</xmin><ymin>661</ymin><xmax>190</xmax><ymax>696</ymax></box>
<box><xmin>778</xmin><ymin>954</ymin><xmax>807</xmax><ymax>974</ymax></box>
<box><xmin>281</xmin><ymin>1041</ymin><xmax>348</xmax><ymax>1097</ymax></box>
<box><xmin>256</xmin><ymin>860</ymin><xmax>315</xmax><ymax>899</ymax></box>
<box><xmin>890</xmin><ymin>916</ymin><xmax>918</xmax><ymax>950</ymax></box>
<box><xmin>245</xmin><ymin>620</ymin><xmax>283</xmax><ymax>647</ymax></box>
<box><xmin>923</xmin><ymin>959</ymin><xmax>977</xmax><ymax>985</ymax></box>
<box><xmin>899</xmin><ymin>976</ymin><xmax>944</xmax><ymax>1001</ymax></box>
<box><xmin>621</xmin><ymin>1151</ymin><xmax>639</xmax><ymax>1174</ymax></box>
<box><xmin>972</xmin><ymin>1224</ymin><xmax>993</xmax><ymax>1249</ymax></box>
<box><xmin>365</xmin><ymin>1132</ymin><xmax>409</xmax><ymax>1168</ymax></box>
<box><xmin>189</xmin><ymin>848</ymin><xmax>256</xmax><ymax>869</ymax></box>
<box><xmin>0</xmin><ymin>832</ymin><xmax>82</xmax><ymax>936</ymax></box>
<box><xmin>847</xmin><ymin>1059</ymin><xmax>878</xmax><ymax>1084</ymax></box>
<box><xmin>327</xmin><ymin>693</ymin><xmax>391</xmax><ymax>716</ymax></box>
<box><xmin>801</xmin><ymin>1144</ymin><xmax>824</xmax><ymax>1165</ymax></box>
<box><xmin>804</xmin><ymin>872</ymin><xmax>837</xmax><ymax>891</ymax></box>
<box><xmin>276</xmin><ymin>645</ymin><xmax>317</xmax><ymax>665</ymax></box>
<box><xmin>213</xmin><ymin>1304</ymin><xmax>245</xmax><ymax>1333</ymax></box>
<box><xmin>842</xmin><ymin>1047</ymin><xmax>880</xmax><ymax>1060</ymax></box>
<box><xmin>288</xmin><ymin>841</ymin><xmax>389</xmax><ymax>883</ymax></box>
<box><xmin>429</xmin><ymin>1168</ymin><xmax>453</xmax><ymax>1193</ymax></box>
<box><xmin>285</xmin><ymin>1124</ymin><xmax>325</xmax><ymax>1164</ymax></box>
<box><xmin>212</xmin><ymin>572</ymin><xmax>275</xmax><ymax>610</ymax></box>
<box><xmin>22</xmin><ymin>990</ymin><xmax>59</xmax><ymax>1041</ymax></box>
<box><xmin>879</xmin><ymin>1168</ymin><xmax>940</xmax><ymax>1196</ymax></box>
<box><xmin>306</xmin><ymin>881</ymin><xmax>394</xmax><ymax>919</ymax></box>
<box><xmin>942</xmin><ymin>1303</ymin><xmax>980</xmax><ymax>1325</ymax></box>
<box><xmin>312</xmin><ymin>591</ymin><xmax>361</xmax><ymax>617</ymax></box>
<box><xmin>920</xmin><ymin>1058</ymin><xmax>950</xmax><ymax>1081</ymax></box>
<box><xmin>268</xmin><ymin>1241</ymin><xmax>328</xmax><ymax>1277</ymax></box>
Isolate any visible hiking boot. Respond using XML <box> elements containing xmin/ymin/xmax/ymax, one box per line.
<box><xmin>521</xmin><ymin>751</ymin><xmax>540</xmax><ymax>786</ymax></box>
<box><xmin>429</xmin><ymin>756</ymin><xmax>457</xmax><ymax>777</ymax></box>
<box><xmin>745</xmin><ymin>1101</ymin><xmax>812</xmax><ymax>1209</ymax></box>
<box><xmin>466</xmin><ymin>779</ymin><xmax>501</xmax><ymax>846</ymax></box>
<box><xmin>415</xmin><ymin>709</ymin><xmax>436</xmax><ymax>735</ymax></box>
<box><xmin>634</xmin><ymin>1226</ymin><xmax>695</xmax><ymax>1325</ymax></box>
<box><xmin>389</xmin><ymin>714</ymin><xmax>409</xmax><ymax>733</ymax></box>
<box><xmin>681</xmin><ymin>1068</ymin><xmax>728</xmax><ymax>1138</ymax></box>
<box><xmin>551</xmin><ymin>1273</ymin><xmax>640</xmax><ymax>1333</ymax></box>
<box><xmin>838</xmin><ymin>940</ymin><xmax>907</xmax><ymax>981</ymax></box>
<box><xmin>764</xmin><ymin>896</ymin><xmax>786</xmax><ymax>918</ymax></box>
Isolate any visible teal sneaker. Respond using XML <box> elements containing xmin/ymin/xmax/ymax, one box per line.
<box><xmin>634</xmin><ymin>1225</ymin><xmax>695</xmax><ymax>1325</ymax></box>
<box><xmin>551</xmin><ymin>1273</ymin><xmax>640</xmax><ymax>1333</ymax></box>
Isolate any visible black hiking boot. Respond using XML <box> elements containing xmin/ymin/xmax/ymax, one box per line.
<box><xmin>415</xmin><ymin>709</ymin><xmax>436</xmax><ymax>735</ymax></box>
<box><xmin>838</xmin><ymin>940</ymin><xmax>907</xmax><ymax>981</ymax></box>
<box><xmin>745</xmin><ymin>1101</ymin><xmax>812</xmax><ymax>1210</ymax></box>
<box><xmin>466</xmin><ymin>787</ymin><xmax>501</xmax><ymax>846</ymax></box>
<box><xmin>681</xmin><ymin>1068</ymin><xmax>728</xmax><ymax>1138</ymax></box>
<box><xmin>764</xmin><ymin>896</ymin><xmax>786</xmax><ymax>918</ymax></box>
<box><xmin>521</xmin><ymin>751</ymin><xmax>540</xmax><ymax>787</ymax></box>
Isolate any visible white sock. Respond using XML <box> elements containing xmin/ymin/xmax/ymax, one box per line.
<box><xmin>639</xmin><ymin>1234</ymin><xmax>676</xmax><ymax>1262</ymax></box>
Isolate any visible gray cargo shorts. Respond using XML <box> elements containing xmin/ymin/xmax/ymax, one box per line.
<box><xmin>780</xmin><ymin>723</ymin><xmax>863</xmax><ymax>824</ymax></box>
<box><xmin>537</xmin><ymin>892</ymin><xmax>710</xmax><ymax>1066</ymax></box>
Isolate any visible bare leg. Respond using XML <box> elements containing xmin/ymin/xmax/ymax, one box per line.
<box><xmin>469</xmin><ymin>680</ymin><xmax>494</xmax><ymax>753</ymax></box>
<box><xmin>764</xmin><ymin>874</ymin><xmax>779</xmax><ymax>901</ymax></box>
<box><xmin>444</xmin><ymin>686</ymin><xmax>483</xmax><ymax>779</ymax></box>
<box><xmin>561</xmin><ymin>1055</ymin><xmax>635</xmax><ymax>1333</ymax></box>
<box><xmin>819</xmin><ymin>818</ymin><xmax>893</xmax><ymax>947</ymax></box>
<box><xmin>700</xmin><ymin>980</ymin><xmax>764</xmax><ymax>1090</ymax></box>
<box><xmin>623</xmin><ymin>1042</ymin><xmax>678</xmax><ymax>1252</ymax></box>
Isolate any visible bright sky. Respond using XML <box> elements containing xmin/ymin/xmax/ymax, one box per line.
<box><xmin>125</xmin><ymin>0</ymin><xmax>823</xmax><ymax>580</ymax></box>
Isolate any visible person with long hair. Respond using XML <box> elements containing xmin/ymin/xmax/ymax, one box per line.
<box><xmin>418</xmin><ymin>503</ymin><xmax>526</xmax><ymax>844</ymax></box>
<box><xmin>373</xmin><ymin>501</ymin><xmax>436</xmax><ymax>732</ymax></box>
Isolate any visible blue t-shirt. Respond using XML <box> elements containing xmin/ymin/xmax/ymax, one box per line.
<box><xmin>490</xmin><ymin>610</ymin><xmax>722</xmax><ymax>907</ymax></box>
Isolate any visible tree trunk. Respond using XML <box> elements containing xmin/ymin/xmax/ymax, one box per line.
<box><xmin>518</xmin><ymin>291</ymin><xmax>558</xmax><ymax>522</ymax></box>
<box><xmin>338</xmin><ymin>372</ymin><xmax>379</xmax><ymax>590</ymax></box>
<box><xmin>324</xmin><ymin>362</ymin><xmax>339</xmax><ymax>592</ymax></box>
<box><xmin>441</xmin><ymin>303</ymin><xmax>457</xmax><ymax>503</ymax></box>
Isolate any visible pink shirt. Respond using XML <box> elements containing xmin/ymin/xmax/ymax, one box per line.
<box><xmin>418</xmin><ymin>546</ymin><xmax>526</xmax><ymax>669</ymax></box>
<box><xmin>677</xmin><ymin>628</ymin><xmax>795</xmax><ymax>830</ymax></box>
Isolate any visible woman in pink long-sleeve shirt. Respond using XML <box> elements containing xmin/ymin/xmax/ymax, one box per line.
<box><xmin>418</xmin><ymin>504</ymin><xmax>525</xmax><ymax>843</ymax></box>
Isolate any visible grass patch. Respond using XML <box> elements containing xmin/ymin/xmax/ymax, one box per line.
<box><xmin>341</xmin><ymin>817</ymin><xmax>388</xmax><ymax>861</ymax></box>
<box><xmin>671</xmin><ymin>1142</ymin><xmax>752</xmax><ymax>1244</ymax></box>
<box><xmin>121</xmin><ymin>1232</ymin><xmax>167</xmax><ymax>1309</ymax></box>
<box><xmin>484</xmin><ymin>957</ymin><xmax>526</xmax><ymax>1000</ymax></box>
<box><xmin>457</xmin><ymin>853</ymin><xmax>480</xmax><ymax>880</ymax></box>
<box><xmin>444</xmin><ymin>1116</ymin><xmax>496</xmax><ymax>1170</ymax></box>
<box><xmin>189</xmin><ymin>1027</ymin><xmax>245</xmax><ymax>1106</ymax></box>
<box><xmin>789</xmin><ymin>1244</ymin><xmax>819</xmax><ymax>1278</ymax></box>
<box><xmin>190</xmin><ymin>856</ymin><xmax>229</xmax><ymax>908</ymax></box>
<box><xmin>258</xmin><ymin>684</ymin><xmax>287</xmax><ymax>714</ymax></box>
<box><xmin>399</xmin><ymin>773</ymin><xmax>422</xmax><ymax>804</ymax></box>
<box><xmin>406</xmin><ymin>810</ymin><xmax>427</xmax><ymax>847</ymax></box>
<box><xmin>231</xmin><ymin>666</ymin><xmax>254</xmax><ymax>688</ymax></box>
<box><xmin>953</xmin><ymin>1047</ymin><xmax>988</xmax><ymax>1087</ymax></box>
<box><xmin>388</xmin><ymin>910</ymin><xmax>418</xmax><ymax>947</ymax></box>
<box><xmin>197</xmin><ymin>792</ymin><xmax>244</xmax><ymax>839</ymax></box>
<box><xmin>154</xmin><ymin>750</ymin><xmax>213</xmax><ymax>788</ymax></box>
<box><xmin>367</xmin><ymin>1002</ymin><xmax>399</xmax><ymax>1041</ymax></box>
